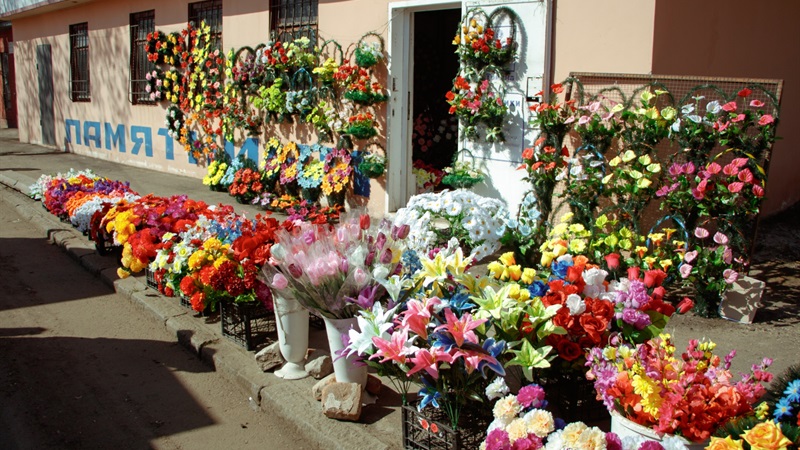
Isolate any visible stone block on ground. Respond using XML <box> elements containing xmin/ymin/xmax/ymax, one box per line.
<box><xmin>312</xmin><ymin>373</ymin><xmax>336</xmax><ymax>401</ymax></box>
<box><xmin>255</xmin><ymin>341</ymin><xmax>284</xmax><ymax>372</ymax></box>
<box><xmin>321</xmin><ymin>382</ymin><xmax>362</xmax><ymax>422</ymax></box>
<box><xmin>305</xmin><ymin>351</ymin><xmax>333</xmax><ymax>379</ymax></box>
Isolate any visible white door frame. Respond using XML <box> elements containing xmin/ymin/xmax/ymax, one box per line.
<box><xmin>386</xmin><ymin>0</ymin><xmax>461</xmax><ymax>213</ymax></box>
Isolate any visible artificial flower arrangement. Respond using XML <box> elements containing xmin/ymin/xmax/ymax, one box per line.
<box><xmin>346</xmin><ymin>112</ymin><xmax>378</xmax><ymax>140</ymax></box>
<box><xmin>144</xmin><ymin>69</ymin><xmax>164</xmax><ymax>102</ymax></box>
<box><xmin>441</xmin><ymin>159</ymin><xmax>485</xmax><ymax>189</ymax></box>
<box><xmin>277</xmin><ymin>141</ymin><xmax>302</xmax><ymax>195</ymax></box>
<box><xmin>453</xmin><ymin>11</ymin><xmax>517</xmax><ymax>70</ymax></box>
<box><xmin>481</xmin><ymin>379</ymin><xmax>693</xmax><ymax>450</ymax></box>
<box><xmin>528</xmin><ymin>83</ymin><xmax>577</xmax><ymax>150</ymax></box>
<box><xmin>357</xmin><ymin>150</ymin><xmax>386</xmax><ymax>179</ymax></box>
<box><xmin>264</xmin><ymin>212</ymin><xmax>408</xmax><ymax>320</ymax></box>
<box><xmin>518</xmin><ymin>137</ymin><xmax>569</xmax><ymax>233</ymax></box>
<box><xmin>587</xmin><ymin>334</ymin><xmax>773</xmax><ymax>444</ymax></box>
<box><xmin>283</xmin><ymin>201</ymin><xmax>343</xmax><ymax>225</ymax></box>
<box><xmin>678</xmin><ymin>227</ymin><xmax>744</xmax><ymax>318</ymax></box>
<box><xmin>354</xmin><ymin>35</ymin><xmax>384</xmax><ymax>69</ymax></box>
<box><xmin>228</xmin><ymin>166</ymin><xmax>266</xmax><ymax>204</ymax></box>
<box><xmin>557</xmin><ymin>148</ymin><xmax>606</xmax><ymax>229</ymax></box>
<box><xmin>601</xmin><ymin>149</ymin><xmax>663</xmax><ymax>232</ymax></box>
<box><xmin>446</xmin><ymin>75</ymin><xmax>508</xmax><ymax>142</ymax></box>
<box><xmin>202</xmin><ymin>152</ymin><xmax>231</xmax><ymax>192</ymax></box>
<box><xmin>321</xmin><ymin>147</ymin><xmax>353</xmax><ymax>200</ymax></box>
<box><xmin>618</xmin><ymin>90</ymin><xmax>676</xmax><ymax>152</ymax></box>
<box><xmin>343</xmin><ymin>70</ymin><xmax>389</xmax><ymax>106</ymax></box>
<box><xmin>342</xmin><ymin>239</ymin><xmax>507</xmax><ymax>430</ymax></box>
<box><xmin>657</xmin><ymin>156</ymin><xmax>765</xmax><ymax>242</ymax></box>
<box><xmin>393</xmin><ymin>188</ymin><xmax>510</xmax><ymax>262</ymax></box>
<box><xmin>711</xmin><ymin>364</ymin><xmax>800</xmax><ymax>449</ymax></box>
<box><xmin>573</xmin><ymin>99</ymin><xmax>623</xmax><ymax>155</ymax></box>
<box><xmin>296</xmin><ymin>145</ymin><xmax>328</xmax><ymax>201</ymax></box>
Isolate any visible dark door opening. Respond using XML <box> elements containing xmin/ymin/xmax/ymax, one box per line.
<box><xmin>411</xmin><ymin>9</ymin><xmax>461</xmax><ymax>192</ymax></box>
<box><xmin>37</xmin><ymin>44</ymin><xmax>55</xmax><ymax>146</ymax></box>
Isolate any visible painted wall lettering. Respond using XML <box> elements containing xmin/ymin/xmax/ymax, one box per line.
<box><xmin>83</xmin><ymin>121</ymin><xmax>102</xmax><ymax>148</ymax></box>
<box><xmin>130</xmin><ymin>126</ymin><xmax>153</xmax><ymax>157</ymax></box>
<box><xmin>64</xmin><ymin>118</ymin><xmax>259</xmax><ymax>164</ymax></box>
<box><xmin>105</xmin><ymin>123</ymin><xmax>127</xmax><ymax>153</ymax></box>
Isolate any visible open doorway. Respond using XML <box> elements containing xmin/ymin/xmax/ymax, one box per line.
<box><xmin>410</xmin><ymin>8</ymin><xmax>461</xmax><ymax>192</ymax></box>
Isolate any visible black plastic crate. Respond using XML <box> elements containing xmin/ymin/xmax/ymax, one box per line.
<box><xmin>220</xmin><ymin>300</ymin><xmax>276</xmax><ymax>351</ymax></box>
<box><xmin>402</xmin><ymin>398</ymin><xmax>488</xmax><ymax>450</ymax></box>
<box><xmin>145</xmin><ymin>267</ymin><xmax>158</xmax><ymax>290</ymax></box>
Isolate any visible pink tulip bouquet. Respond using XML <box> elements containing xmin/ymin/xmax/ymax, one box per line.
<box><xmin>263</xmin><ymin>212</ymin><xmax>409</xmax><ymax>319</ymax></box>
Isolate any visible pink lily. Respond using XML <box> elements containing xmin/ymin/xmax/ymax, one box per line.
<box><xmin>434</xmin><ymin>309</ymin><xmax>486</xmax><ymax>347</ymax></box>
<box><xmin>371</xmin><ymin>328</ymin><xmax>411</xmax><ymax>364</ymax></box>
<box><xmin>406</xmin><ymin>348</ymin><xmax>454</xmax><ymax>380</ymax></box>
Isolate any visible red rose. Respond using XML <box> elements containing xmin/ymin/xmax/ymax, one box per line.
<box><xmin>627</xmin><ymin>267</ymin><xmax>641</xmax><ymax>280</ymax></box>
<box><xmin>556</xmin><ymin>338</ymin><xmax>583</xmax><ymax>361</ymax></box>
<box><xmin>643</xmin><ymin>269</ymin><xmax>667</xmax><ymax>288</ymax></box>
<box><xmin>551</xmin><ymin>307</ymin><xmax>573</xmax><ymax>329</ymax></box>
<box><xmin>604</xmin><ymin>253</ymin><xmax>620</xmax><ymax>270</ymax></box>
<box><xmin>580</xmin><ymin>315</ymin><xmax>608</xmax><ymax>344</ymax></box>
<box><xmin>589</xmin><ymin>298</ymin><xmax>615</xmax><ymax>321</ymax></box>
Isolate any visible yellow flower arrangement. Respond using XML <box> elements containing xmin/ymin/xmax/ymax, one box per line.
<box><xmin>105</xmin><ymin>208</ymin><xmax>137</xmax><ymax>245</ymax></box>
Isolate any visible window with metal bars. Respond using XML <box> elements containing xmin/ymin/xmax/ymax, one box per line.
<box><xmin>270</xmin><ymin>0</ymin><xmax>318</xmax><ymax>43</ymax></box>
<box><xmin>130</xmin><ymin>10</ymin><xmax>155</xmax><ymax>105</ymax></box>
<box><xmin>189</xmin><ymin>0</ymin><xmax>222</xmax><ymax>51</ymax></box>
<box><xmin>69</xmin><ymin>22</ymin><xmax>90</xmax><ymax>102</ymax></box>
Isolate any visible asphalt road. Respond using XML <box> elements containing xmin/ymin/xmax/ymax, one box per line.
<box><xmin>0</xmin><ymin>185</ymin><xmax>321</xmax><ymax>450</ymax></box>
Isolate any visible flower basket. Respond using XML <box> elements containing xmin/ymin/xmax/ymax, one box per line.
<box><xmin>440</xmin><ymin>173</ymin><xmax>483</xmax><ymax>189</ymax></box>
<box><xmin>346</xmin><ymin>123</ymin><xmax>378</xmax><ymax>140</ymax></box>
<box><xmin>326</xmin><ymin>190</ymin><xmax>347</xmax><ymax>208</ymax></box>
<box><xmin>402</xmin><ymin>396</ymin><xmax>490</xmax><ymax>450</ymax></box>
<box><xmin>357</xmin><ymin>160</ymin><xmax>385</xmax><ymax>179</ymax></box>
<box><xmin>300</xmin><ymin>187</ymin><xmax>321</xmax><ymax>203</ymax></box>
<box><xmin>220</xmin><ymin>300</ymin><xmax>276</xmax><ymax>351</ymax></box>
<box><xmin>533</xmin><ymin>369</ymin><xmax>608</xmax><ymax>424</ymax></box>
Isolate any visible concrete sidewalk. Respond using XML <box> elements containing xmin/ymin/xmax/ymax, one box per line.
<box><xmin>0</xmin><ymin>129</ymin><xmax>403</xmax><ymax>450</ymax></box>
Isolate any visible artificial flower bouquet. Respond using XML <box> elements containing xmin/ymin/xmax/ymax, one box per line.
<box><xmin>587</xmin><ymin>334</ymin><xmax>773</xmax><ymax>444</ymax></box>
<box><xmin>354</xmin><ymin>39</ymin><xmax>384</xmax><ymax>69</ymax></box>
<box><xmin>264</xmin><ymin>212</ymin><xmax>408</xmax><ymax>320</ymax></box>
<box><xmin>202</xmin><ymin>151</ymin><xmax>231</xmax><ymax>192</ymax></box>
<box><xmin>343</xmin><ymin>240</ymin><xmax>506</xmax><ymax>429</ymax></box>
<box><xmin>393</xmin><ymin>188</ymin><xmax>510</xmax><ymax>262</ymax></box>
<box><xmin>446</xmin><ymin>76</ymin><xmax>508</xmax><ymax>142</ymax></box>
<box><xmin>679</xmin><ymin>227</ymin><xmax>744</xmax><ymax>318</ymax></box>
<box><xmin>481</xmin><ymin>379</ymin><xmax>693</xmax><ymax>450</ymax></box>
<box><xmin>357</xmin><ymin>151</ymin><xmax>386</xmax><ymax>179</ymax></box>
<box><xmin>412</xmin><ymin>160</ymin><xmax>444</xmax><ymax>193</ymax></box>
<box><xmin>228</xmin><ymin>167</ymin><xmax>266</xmax><ymax>204</ymax></box>
<box><xmin>343</xmin><ymin>71</ymin><xmax>389</xmax><ymax>106</ymax></box>
<box><xmin>453</xmin><ymin>15</ymin><xmax>517</xmax><ymax>70</ymax></box>
<box><xmin>346</xmin><ymin>112</ymin><xmax>378</xmax><ymax>139</ymax></box>
<box><xmin>321</xmin><ymin>147</ymin><xmax>353</xmax><ymax>201</ymax></box>
<box><xmin>711</xmin><ymin>364</ymin><xmax>800</xmax><ymax>449</ymax></box>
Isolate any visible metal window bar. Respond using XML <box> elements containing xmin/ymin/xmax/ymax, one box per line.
<box><xmin>189</xmin><ymin>0</ymin><xmax>223</xmax><ymax>51</ymax></box>
<box><xmin>130</xmin><ymin>10</ymin><xmax>155</xmax><ymax>105</ymax></box>
<box><xmin>270</xmin><ymin>0</ymin><xmax>318</xmax><ymax>43</ymax></box>
<box><xmin>69</xmin><ymin>23</ymin><xmax>90</xmax><ymax>102</ymax></box>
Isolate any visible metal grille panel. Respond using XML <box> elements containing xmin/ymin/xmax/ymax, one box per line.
<box><xmin>129</xmin><ymin>10</ymin><xmax>155</xmax><ymax>105</ymax></box>
<box><xmin>270</xmin><ymin>0</ymin><xmax>318</xmax><ymax>43</ymax></box>
<box><xmin>189</xmin><ymin>0</ymin><xmax>223</xmax><ymax>51</ymax></box>
<box><xmin>69</xmin><ymin>22</ymin><xmax>90</xmax><ymax>102</ymax></box>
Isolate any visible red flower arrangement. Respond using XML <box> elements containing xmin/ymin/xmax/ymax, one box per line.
<box><xmin>228</xmin><ymin>168</ymin><xmax>266</xmax><ymax>204</ymax></box>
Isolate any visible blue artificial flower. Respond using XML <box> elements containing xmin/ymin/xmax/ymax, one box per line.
<box><xmin>444</xmin><ymin>291</ymin><xmax>475</xmax><ymax>314</ymax></box>
<box><xmin>401</xmin><ymin>249</ymin><xmax>422</xmax><ymax>275</ymax></box>
<box><xmin>478</xmin><ymin>338</ymin><xmax>506</xmax><ymax>377</ymax></box>
<box><xmin>783</xmin><ymin>379</ymin><xmax>800</xmax><ymax>403</ymax></box>
<box><xmin>429</xmin><ymin>332</ymin><xmax>457</xmax><ymax>352</ymax></box>
<box><xmin>550</xmin><ymin>259</ymin><xmax>572</xmax><ymax>281</ymax></box>
<box><xmin>418</xmin><ymin>379</ymin><xmax>441</xmax><ymax>410</ymax></box>
<box><xmin>774</xmin><ymin>397</ymin><xmax>794</xmax><ymax>420</ymax></box>
<box><xmin>528</xmin><ymin>280</ymin><xmax>549</xmax><ymax>298</ymax></box>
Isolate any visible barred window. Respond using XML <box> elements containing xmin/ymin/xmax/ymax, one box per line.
<box><xmin>69</xmin><ymin>23</ymin><xmax>90</xmax><ymax>102</ymax></box>
<box><xmin>130</xmin><ymin>10</ymin><xmax>155</xmax><ymax>105</ymax></box>
<box><xmin>270</xmin><ymin>0</ymin><xmax>318</xmax><ymax>43</ymax></box>
<box><xmin>189</xmin><ymin>0</ymin><xmax>223</xmax><ymax>51</ymax></box>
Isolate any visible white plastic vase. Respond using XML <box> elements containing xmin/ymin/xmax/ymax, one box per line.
<box><xmin>323</xmin><ymin>316</ymin><xmax>368</xmax><ymax>388</ymax></box>
<box><xmin>273</xmin><ymin>294</ymin><xmax>309</xmax><ymax>380</ymax></box>
<box><xmin>610</xmin><ymin>412</ymin><xmax>708</xmax><ymax>450</ymax></box>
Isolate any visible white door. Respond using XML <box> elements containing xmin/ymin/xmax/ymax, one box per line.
<box><xmin>459</xmin><ymin>0</ymin><xmax>552</xmax><ymax>215</ymax></box>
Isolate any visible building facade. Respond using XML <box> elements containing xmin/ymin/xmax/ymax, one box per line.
<box><xmin>1</xmin><ymin>0</ymin><xmax>797</xmax><ymax>216</ymax></box>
